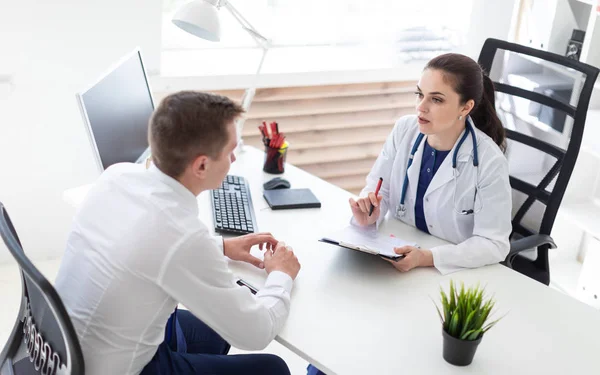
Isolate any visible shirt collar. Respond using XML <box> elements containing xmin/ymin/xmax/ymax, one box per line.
<box><xmin>148</xmin><ymin>164</ymin><xmax>199</xmax><ymax>216</ymax></box>
<box><xmin>424</xmin><ymin>139</ymin><xmax>451</xmax><ymax>155</ymax></box>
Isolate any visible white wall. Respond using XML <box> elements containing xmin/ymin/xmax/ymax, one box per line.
<box><xmin>462</xmin><ymin>0</ymin><xmax>519</xmax><ymax>60</ymax></box>
<box><xmin>0</xmin><ymin>0</ymin><xmax>162</xmax><ymax>263</ymax></box>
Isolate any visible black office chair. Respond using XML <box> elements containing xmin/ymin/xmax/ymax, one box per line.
<box><xmin>0</xmin><ymin>202</ymin><xmax>84</xmax><ymax>375</ymax></box>
<box><xmin>478</xmin><ymin>38</ymin><xmax>600</xmax><ymax>285</ymax></box>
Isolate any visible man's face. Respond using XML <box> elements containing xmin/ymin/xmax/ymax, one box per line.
<box><xmin>205</xmin><ymin>120</ymin><xmax>238</xmax><ymax>190</ymax></box>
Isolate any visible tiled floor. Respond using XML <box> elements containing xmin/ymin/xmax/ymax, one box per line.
<box><xmin>0</xmin><ymin>258</ymin><xmax>309</xmax><ymax>374</ymax></box>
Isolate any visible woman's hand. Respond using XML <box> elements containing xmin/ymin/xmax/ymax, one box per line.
<box><xmin>384</xmin><ymin>246</ymin><xmax>434</xmax><ymax>272</ymax></box>
<box><xmin>349</xmin><ymin>192</ymin><xmax>383</xmax><ymax>226</ymax></box>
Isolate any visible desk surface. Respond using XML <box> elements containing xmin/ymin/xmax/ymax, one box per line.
<box><xmin>210</xmin><ymin>147</ymin><xmax>600</xmax><ymax>375</ymax></box>
<box><xmin>65</xmin><ymin>146</ymin><xmax>600</xmax><ymax>375</ymax></box>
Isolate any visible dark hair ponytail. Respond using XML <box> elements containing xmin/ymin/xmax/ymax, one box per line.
<box><xmin>470</xmin><ymin>75</ymin><xmax>506</xmax><ymax>152</ymax></box>
<box><xmin>425</xmin><ymin>53</ymin><xmax>506</xmax><ymax>152</ymax></box>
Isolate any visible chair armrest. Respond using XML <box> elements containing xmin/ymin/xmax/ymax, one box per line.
<box><xmin>504</xmin><ymin>234</ymin><xmax>557</xmax><ymax>268</ymax></box>
<box><xmin>510</xmin><ymin>234</ymin><xmax>556</xmax><ymax>255</ymax></box>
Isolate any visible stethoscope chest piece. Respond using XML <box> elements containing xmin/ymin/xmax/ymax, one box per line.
<box><xmin>396</xmin><ymin>205</ymin><xmax>407</xmax><ymax>218</ymax></box>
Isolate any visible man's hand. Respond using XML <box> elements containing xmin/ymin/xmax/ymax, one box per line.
<box><xmin>263</xmin><ymin>242</ymin><xmax>301</xmax><ymax>280</ymax></box>
<box><xmin>384</xmin><ymin>246</ymin><xmax>433</xmax><ymax>272</ymax></box>
<box><xmin>349</xmin><ymin>192</ymin><xmax>383</xmax><ymax>226</ymax></box>
<box><xmin>223</xmin><ymin>232</ymin><xmax>278</xmax><ymax>269</ymax></box>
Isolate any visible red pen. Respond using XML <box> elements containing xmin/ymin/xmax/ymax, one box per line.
<box><xmin>369</xmin><ymin>177</ymin><xmax>383</xmax><ymax>216</ymax></box>
<box><xmin>263</xmin><ymin>121</ymin><xmax>271</xmax><ymax>139</ymax></box>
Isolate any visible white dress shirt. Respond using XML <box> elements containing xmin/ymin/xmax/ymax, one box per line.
<box><xmin>54</xmin><ymin>163</ymin><xmax>293</xmax><ymax>375</ymax></box>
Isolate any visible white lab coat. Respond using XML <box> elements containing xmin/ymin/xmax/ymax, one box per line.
<box><xmin>361</xmin><ymin>115</ymin><xmax>512</xmax><ymax>275</ymax></box>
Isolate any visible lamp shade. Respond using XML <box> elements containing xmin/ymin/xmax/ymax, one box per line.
<box><xmin>172</xmin><ymin>0</ymin><xmax>221</xmax><ymax>42</ymax></box>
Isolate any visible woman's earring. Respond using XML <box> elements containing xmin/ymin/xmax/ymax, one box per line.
<box><xmin>458</xmin><ymin>115</ymin><xmax>463</xmax><ymax>120</ymax></box>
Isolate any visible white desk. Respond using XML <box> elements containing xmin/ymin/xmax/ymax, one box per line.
<box><xmin>65</xmin><ymin>146</ymin><xmax>600</xmax><ymax>374</ymax></box>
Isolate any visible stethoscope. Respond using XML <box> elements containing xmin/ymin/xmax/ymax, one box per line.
<box><xmin>395</xmin><ymin>119</ymin><xmax>483</xmax><ymax>218</ymax></box>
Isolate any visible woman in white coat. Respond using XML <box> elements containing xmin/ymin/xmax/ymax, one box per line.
<box><xmin>308</xmin><ymin>53</ymin><xmax>513</xmax><ymax>375</ymax></box>
<box><xmin>350</xmin><ymin>53</ymin><xmax>512</xmax><ymax>275</ymax></box>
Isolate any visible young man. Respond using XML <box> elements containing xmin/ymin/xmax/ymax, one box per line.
<box><xmin>55</xmin><ymin>91</ymin><xmax>301</xmax><ymax>375</ymax></box>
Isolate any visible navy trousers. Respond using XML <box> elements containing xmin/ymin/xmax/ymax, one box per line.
<box><xmin>306</xmin><ymin>364</ymin><xmax>326</xmax><ymax>375</ymax></box>
<box><xmin>141</xmin><ymin>310</ymin><xmax>290</xmax><ymax>375</ymax></box>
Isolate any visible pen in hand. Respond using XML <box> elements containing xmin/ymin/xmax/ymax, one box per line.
<box><xmin>369</xmin><ymin>177</ymin><xmax>383</xmax><ymax>217</ymax></box>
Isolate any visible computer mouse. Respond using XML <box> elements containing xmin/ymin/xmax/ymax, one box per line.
<box><xmin>263</xmin><ymin>177</ymin><xmax>291</xmax><ymax>190</ymax></box>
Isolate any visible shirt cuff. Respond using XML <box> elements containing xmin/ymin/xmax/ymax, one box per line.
<box><xmin>430</xmin><ymin>245</ymin><xmax>465</xmax><ymax>275</ymax></box>
<box><xmin>264</xmin><ymin>271</ymin><xmax>293</xmax><ymax>293</ymax></box>
<box><xmin>214</xmin><ymin>236</ymin><xmax>224</xmax><ymax>255</ymax></box>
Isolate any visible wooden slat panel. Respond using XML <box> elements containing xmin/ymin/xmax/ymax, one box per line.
<box><xmin>242</xmin><ymin>107</ymin><xmax>414</xmax><ymax>136</ymax></box>
<box><xmin>244</xmin><ymin>124</ymin><xmax>392</xmax><ymax>150</ymax></box>
<box><xmin>154</xmin><ymin>81</ymin><xmax>415</xmax><ymax>104</ymax></box>
<box><xmin>156</xmin><ymin>80</ymin><xmax>417</xmax><ymax>195</ymax></box>
<box><xmin>250</xmin><ymin>82</ymin><xmax>414</xmax><ymax>102</ymax></box>
<box><xmin>287</xmin><ymin>141</ymin><xmax>384</xmax><ymax>166</ymax></box>
<box><xmin>326</xmin><ymin>173</ymin><xmax>370</xmax><ymax>193</ymax></box>
<box><xmin>244</xmin><ymin>137</ymin><xmax>267</xmax><ymax>151</ymax></box>
<box><xmin>299</xmin><ymin>158</ymin><xmax>376</xmax><ymax>179</ymax></box>
<box><xmin>347</xmin><ymin>188</ymin><xmax>362</xmax><ymax>196</ymax></box>
<box><xmin>211</xmin><ymin>89</ymin><xmax>245</xmax><ymax>102</ymax></box>
<box><xmin>248</xmin><ymin>92</ymin><xmax>415</xmax><ymax>119</ymax></box>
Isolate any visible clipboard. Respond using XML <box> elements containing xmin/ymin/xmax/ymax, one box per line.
<box><xmin>318</xmin><ymin>225</ymin><xmax>417</xmax><ymax>262</ymax></box>
<box><xmin>319</xmin><ymin>237</ymin><xmax>405</xmax><ymax>261</ymax></box>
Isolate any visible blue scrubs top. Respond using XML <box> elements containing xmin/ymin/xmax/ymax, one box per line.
<box><xmin>415</xmin><ymin>140</ymin><xmax>450</xmax><ymax>234</ymax></box>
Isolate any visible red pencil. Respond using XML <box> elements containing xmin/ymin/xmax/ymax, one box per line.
<box><xmin>369</xmin><ymin>177</ymin><xmax>383</xmax><ymax>216</ymax></box>
<box><xmin>270</xmin><ymin>122</ymin><xmax>277</xmax><ymax>137</ymax></box>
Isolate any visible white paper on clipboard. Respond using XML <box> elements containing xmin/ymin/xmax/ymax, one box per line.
<box><xmin>320</xmin><ymin>225</ymin><xmax>417</xmax><ymax>258</ymax></box>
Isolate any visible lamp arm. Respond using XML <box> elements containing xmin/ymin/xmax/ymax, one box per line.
<box><xmin>240</xmin><ymin>46</ymin><xmax>268</xmax><ymax>109</ymax></box>
<box><xmin>234</xmin><ymin>46</ymin><xmax>268</xmax><ymax>150</ymax></box>
<box><xmin>221</xmin><ymin>0</ymin><xmax>269</xmax><ymax>49</ymax></box>
<box><xmin>219</xmin><ymin>0</ymin><xmax>270</xmax><ymax>148</ymax></box>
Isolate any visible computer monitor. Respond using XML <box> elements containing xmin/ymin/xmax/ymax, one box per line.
<box><xmin>76</xmin><ymin>48</ymin><xmax>154</xmax><ymax>172</ymax></box>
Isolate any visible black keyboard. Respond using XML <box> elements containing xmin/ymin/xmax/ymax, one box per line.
<box><xmin>211</xmin><ymin>175</ymin><xmax>258</xmax><ymax>235</ymax></box>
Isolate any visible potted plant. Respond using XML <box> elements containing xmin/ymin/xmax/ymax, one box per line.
<box><xmin>434</xmin><ymin>280</ymin><xmax>503</xmax><ymax>366</ymax></box>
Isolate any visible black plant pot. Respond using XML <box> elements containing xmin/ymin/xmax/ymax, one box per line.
<box><xmin>442</xmin><ymin>329</ymin><xmax>483</xmax><ymax>366</ymax></box>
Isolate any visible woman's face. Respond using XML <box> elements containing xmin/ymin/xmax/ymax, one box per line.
<box><xmin>415</xmin><ymin>69</ymin><xmax>473</xmax><ymax>136</ymax></box>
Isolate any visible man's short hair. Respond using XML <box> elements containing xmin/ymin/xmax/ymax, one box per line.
<box><xmin>148</xmin><ymin>91</ymin><xmax>244</xmax><ymax>178</ymax></box>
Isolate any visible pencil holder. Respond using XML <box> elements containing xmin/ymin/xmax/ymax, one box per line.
<box><xmin>263</xmin><ymin>144</ymin><xmax>288</xmax><ymax>174</ymax></box>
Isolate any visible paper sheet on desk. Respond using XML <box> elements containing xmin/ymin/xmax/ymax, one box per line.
<box><xmin>323</xmin><ymin>225</ymin><xmax>416</xmax><ymax>257</ymax></box>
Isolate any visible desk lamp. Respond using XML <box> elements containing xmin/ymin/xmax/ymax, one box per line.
<box><xmin>172</xmin><ymin>0</ymin><xmax>270</xmax><ymax>149</ymax></box>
